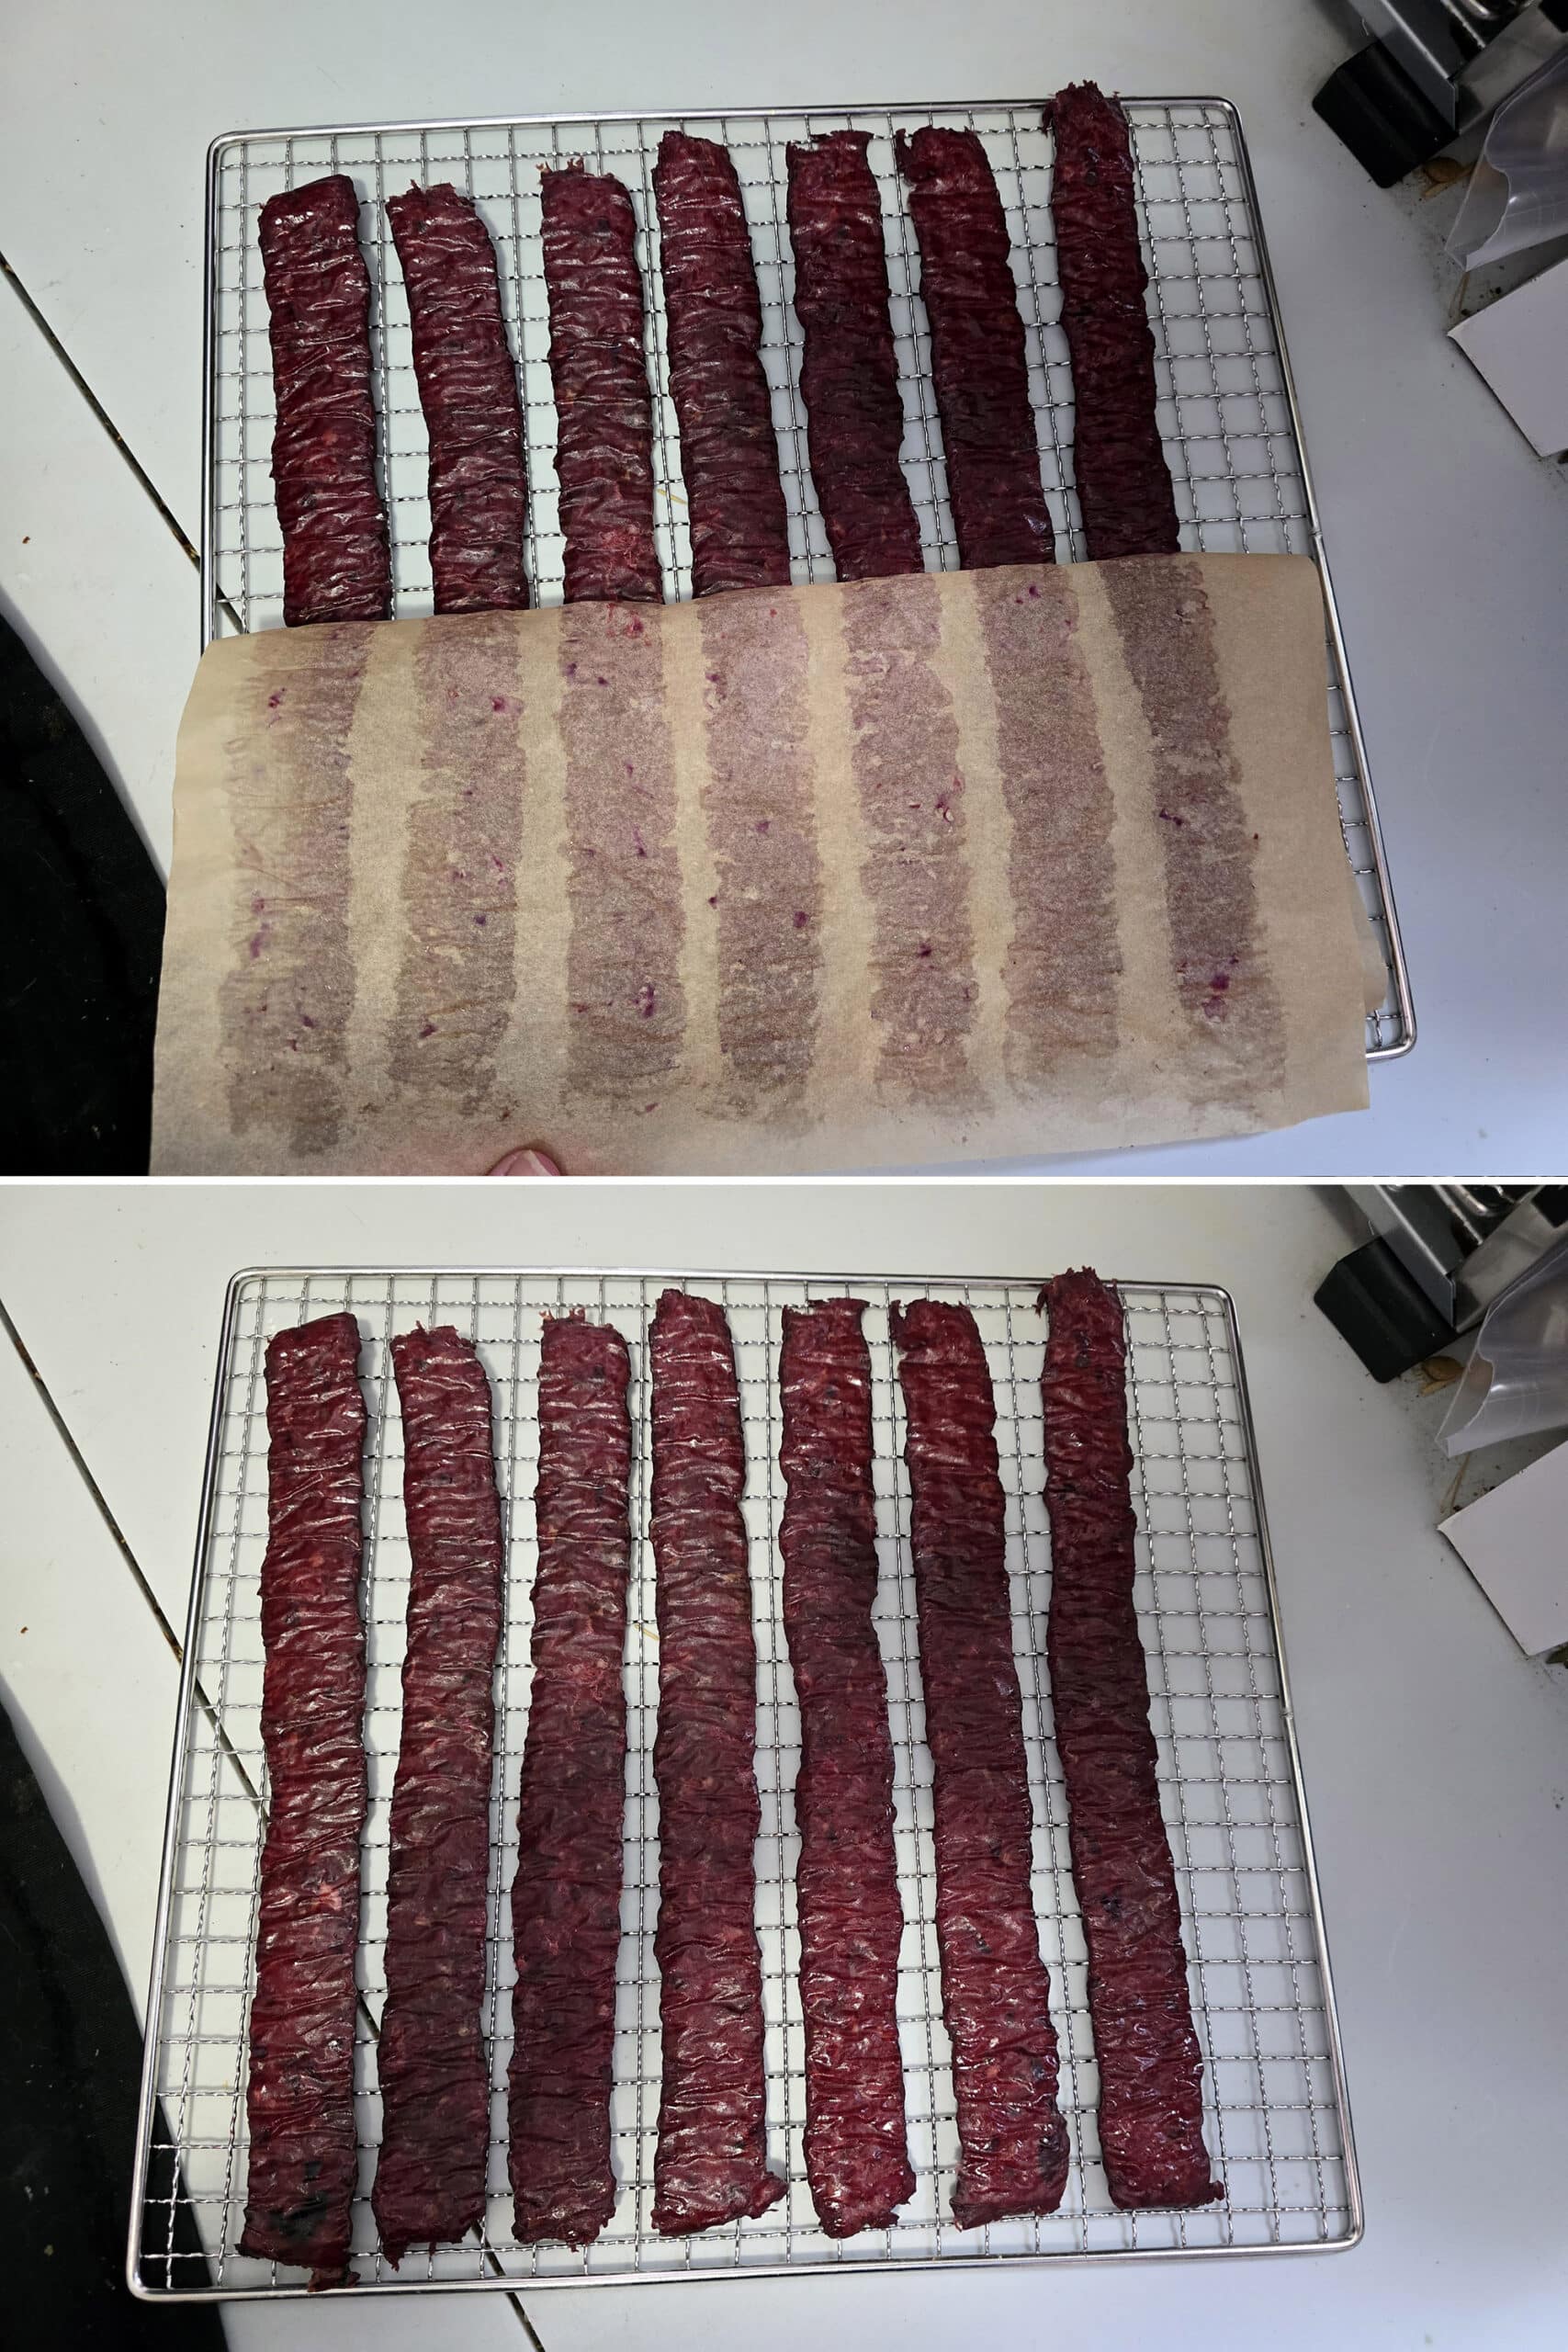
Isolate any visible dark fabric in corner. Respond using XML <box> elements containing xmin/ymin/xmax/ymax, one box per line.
<box><xmin>0</xmin><ymin>1701</ymin><xmax>225</xmax><ymax>2344</ymax></box>
<box><xmin>0</xmin><ymin>616</ymin><xmax>164</xmax><ymax>1172</ymax></box>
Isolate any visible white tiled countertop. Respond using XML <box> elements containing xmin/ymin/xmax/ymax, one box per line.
<box><xmin>3</xmin><ymin>0</ymin><xmax>1566</xmax><ymax>1172</ymax></box>
<box><xmin>2</xmin><ymin>1178</ymin><xmax>1566</xmax><ymax>2348</ymax></box>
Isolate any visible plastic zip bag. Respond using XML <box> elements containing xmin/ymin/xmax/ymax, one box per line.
<box><xmin>1438</xmin><ymin>1230</ymin><xmax>1568</xmax><ymax>1454</ymax></box>
<box><xmin>1447</xmin><ymin>49</ymin><xmax>1568</xmax><ymax>270</ymax></box>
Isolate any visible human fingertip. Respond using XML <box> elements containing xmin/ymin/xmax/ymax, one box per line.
<box><xmin>487</xmin><ymin>1146</ymin><xmax>563</xmax><ymax>1177</ymax></box>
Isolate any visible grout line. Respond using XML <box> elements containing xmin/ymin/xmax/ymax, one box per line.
<box><xmin>507</xmin><ymin>2290</ymin><xmax>549</xmax><ymax>2348</ymax></box>
<box><xmin>1</xmin><ymin>248</ymin><xmax>200</xmax><ymax>568</ymax></box>
<box><xmin>0</xmin><ymin>1294</ymin><xmax>266</xmax><ymax>1817</ymax></box>
<box><xmin>0</xmin><ymin>246</ymin><xmax>243</xmax><ymax>636</ymax></box>
<box><xmin>0</xmin><ymin>1291</ymin><xmax>186</xmax><ymax>1665</ymax></box>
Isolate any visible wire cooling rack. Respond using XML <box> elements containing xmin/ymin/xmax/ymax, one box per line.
<box><xmin>130</xmin><ymin>1268</ymin><xmax>1360</xmax><ymax>2301</ymax></box>
<box><xmin>202</xmin><ymin>100</ymin><xmax>1414</xmax><ymax>1057</ymax></box>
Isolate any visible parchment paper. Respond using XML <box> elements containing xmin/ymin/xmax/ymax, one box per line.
<box><xmin>151</xmin><ymin>553</ymin><xmax>1370</xmax><ymax>1172</ymax></box>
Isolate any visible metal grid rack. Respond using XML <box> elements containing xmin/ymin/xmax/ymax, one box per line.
<box><xmin>130</xmin><ymin>1268</ymin><xmax>1360</xmax><ymax>2301</ymax></box>
<box><xmin>202</xmin><ymin>100</ymin><xmax>1414</xmax><ymax>1057</ymax></box>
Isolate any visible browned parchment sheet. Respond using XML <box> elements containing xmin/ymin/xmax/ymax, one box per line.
<box><xmin>152</xmin><ymin>555</ymin><xmax>1369</xmax><ymax>1172</ymax></box>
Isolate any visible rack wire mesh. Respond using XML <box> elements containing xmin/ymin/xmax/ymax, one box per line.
<box><xmin>203</xmin><ymin>98</ymin><xmax>1414</xmax><ymax>1057</ymax></box>
<box><xmin>130</xmin><ymin>1269</ymin><xmax>1359</xmax><ymax>2301</ymax></box>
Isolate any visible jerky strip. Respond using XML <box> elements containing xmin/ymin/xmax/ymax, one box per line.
<box><xmin>779</xmin><ymin>1301</ymin><xmax>913</xmax><ymax>2237</ymax></box>
<box><xmin>240</xmin><ymin>1310</ymin><xmax>368</xmax><ymax>2286</ymax></box>
<box><xmin>894</xmin><ymin>130</ymin><xmax>1054</xmax><ymax>571</ymax></box>
<box><xmin>540</xmin><ymin>162</ymin><xmax>663</xmax><ymax>604</ymax></box>
<box><xmin>784</xmin><ymin>133</ymin><xmax>922</xmax><ymax>582</ymax></box>
<box><xmin>1039</xmin><ymin>1271</ymin><xmax>1221</xmax><ymax>2209</ymax></box>
<box><xmin>509</xmin><ymin>1312</ymin><xmax>633</xmax><ymax>2246</ymax></box>
<box><xmin>890</xmin><ymin>1299</ymin><xmax>1068</xmax><ymax>2229</ymax></box>
<box><xmin>649</xmin><ymin>1289</ymin><xmax>785</xmax><ymax>2233</ymax></box>
<box><xmin>652</xmin><ymin>132</ymin><xmax>792</xmax><ymax>597</ymax></box>
<box><xmin>372</xmin><ymin>1328</ymin><xmax>503</xmax><ymax>2266</ymax></box>
<box><xmin>1045</xmin><ymin>85</ymin><xmax>1180</xmax><ymax>560</ymax></box>
<box><xmin>387</xmin><ymin>183</ymin><xmax>529</xmax><ymax>613</ymax></box>
<box><xmin>259</xmin><ymin>176</ymin><xmax>392</xmax><ymax>628</ymax></box>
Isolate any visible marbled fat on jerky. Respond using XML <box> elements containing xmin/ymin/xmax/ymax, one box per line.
<box><xmin>240</xmin><ymin>1310</ymin><xmax>368</xmax><ymax>2287</ymax></box>
<box><xmin>891</xmin><ymin>1298</ymin><xmax>1069</xmax><ymax>2229</ymax></box>
<box><xmin>894</xmin><ymin>130</ymin><xmax>1054</xmax><ymax>571</ymax></box>
<box><xmin>652</xmin><ymin>133</ymin><xmax>792</xmax><ymax>596</ymax></box>
<box><xmin>649</xmin><ymin>1288</ymin><xmax>785</xmax><ymax>2233</ymax></box>
<box><xmin>779</xmin><ymin>1299</ymin><xmax>913</xmax><ymax>2235</ymax></box>
<box><xmin>541</xmin><ymin>162</ymin><xmax>662</xmax><ymax>603</ymax></box>
<box><xmin>785</xmin><ymin>132</ymin><xmax>922</xmax><ymax>582</ymax></box>
<box><xmin>388</xmin><ymin>183</ymin><xmax>529</xmax><ymax>612</ymax></box>
<box><xmin>1045</xmin><ymin>85</ymin><xmax>1180</xmax><ymax>560</ymax></box>
<box><xmin>1040</xmin><ymin>1270</ymin><xmax>1221</xmax><ymax>2209</ymax></box>
<box><xmin>372</xmin><ymin>1327</ymin><xmax>503</xmax><ymax>2266</ymax></box>
<box><xmin>260</xmin><ymin>176</ymin><xmax>392</xmax><ymax>627</ymax></box>
<box><xmin>510</xmin><ymin>1312</ymin><xmax>633</xmax><ymax>2245</ymax></box>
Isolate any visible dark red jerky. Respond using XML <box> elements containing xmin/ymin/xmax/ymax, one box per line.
<box><xmin>1045</xmin><ymin>85</ymin><xmax>1180</xmax><ymax>561</ymax></box>
<box><xmin>509</xmin><ymin>1312</ymin><xmax>633</xmax><ymax>2246</ymax></box>
<box><xmin>890</xmin><ymin>1299</ymin><xmax>1069</xmax><ymax>2231</ymax></box>
<box><xmin>259</xmin><ymin>176</ymin><xmax>391</xmax><ymax>628</ymax></box>
<box><xmin>652</xmin><ymin>132</ymin><xmax>793</xmax><ymax>598</ymax></box>
<box><xmin>648</xmin><ymin>1289</ymin><xmax>785</xmax><ymax>2234</ymax></box>
<box><xmin>894</xmin><ymin>130</ymin><xmax>1054</xmax><ymax>572</ymax></box>
<box><xmin>784</xmin><ymin>133</ymin><xmax>922</xmax><ymax>584</ymax></box>
<box><xmin>372</xmin><ymin>1328</ymin><xmax>503</xmax><ymax>2267</ymax></box>
<box><xmin>240</xmin><ymin>1311</ymin><xmax>367</xmax><ymax>2288</ymax></box>
<box><xmin>387</xmin><ymin>183</ymin><xmax>528</xmax><ymax>614</ymax></box>
<box><xmin>779</xmin><ymin>1301</ymin><xmax>913</xmax><ymax>2238</ymax></box>
<box><xmin>1039</xmin><ymin>1272</ymin><xmax>1221</xmax><ymax>2210</ymax></box>
<box><xmin>540</xmin><ymin>162</ymin><xmax>663</xmax><ymax>605</ymax></box>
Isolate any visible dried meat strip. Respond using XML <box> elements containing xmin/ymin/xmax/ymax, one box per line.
<box><xmin>509</xmin><ymin>1312</ymin><xmax>634</xmax><ymax>2246</ymax></box>
<box><xmin>240</xmin><ymin>1310</ymin><xmax>368</xmax><ymax>2287</ymax></box>
<box><xmin>652</xmin><ymin>132</ymin><xmax>792</xmax><ymax>598</ymax></box>
<box><xmin>387</xmin><ymin>183</ymin><xmax>529</xmax><ymax>613</ymax></box>
<box><xmin>893</xmin><ymin>130</ymin><xmax>1054</xmax><ymax>571</ymax></box>
<box><xmin>1039</xmin><ymin>1271</ymin><xmax>1221</xmax><ymax>2209</ymax></box>
<box><xmin>372</xmin><ymin>1328</ymin><xmax>503</xmax><ymax>2267</ymax></box>
<box><xmin>1045</xmin><ymin>85</ymin><xmax>1179</xmax><ymax>561</ymax></box>
<box><xmin>784</xmin><ymin>133</ymin><xmax>922</xmax><ymax>583</ymax></box>
<box><xmin>890</xmin><ymin>1298</ymin><xmax>1069</xmax><ymax>2230</ymax></box>
<box><xmin>259</xmin><ymin>176</ymin><xmax>392</xmax><ymax>628</ymax></box>
<box><xmin>779</xmin><ymin>1300</ymin><xmax>913</xmax><ymax>2237</ymax></box>
<box><xmin>648</xmin><ymin>1288</ymin><xmax>785</xmax><ymax>2233</ymax></box>
<box><xmin>540</xmin><ymin>162</ymin><xmax>662</xmax><ymax>605</ymax></box>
